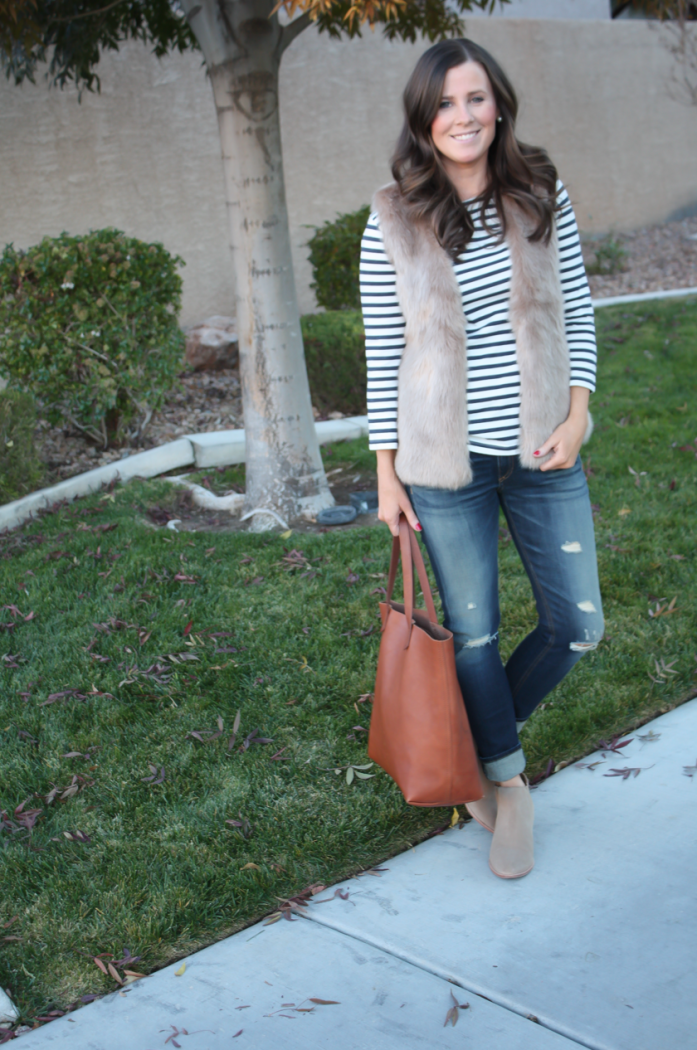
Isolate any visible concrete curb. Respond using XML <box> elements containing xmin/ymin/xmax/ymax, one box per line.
<box><xmin>592</xmin><ymin>286</ymin><xmax>697</xmax><ymax>308</ymax></box>
<box><xmin>0</xmin><ymin>416</ymin><xmax>369</xmax><ymax>533</ymax></box>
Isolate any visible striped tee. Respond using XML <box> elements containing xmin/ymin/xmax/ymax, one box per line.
<box><xmin>360</xmin><ymin>182</ymin><xmax>597</xmax><ymax>455</ymax></box>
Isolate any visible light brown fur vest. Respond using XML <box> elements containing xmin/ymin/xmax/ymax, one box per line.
<box><xmin>374</xmin><ymin>183</ymin><xmax>589</xmax><ymax>489</ymax></box>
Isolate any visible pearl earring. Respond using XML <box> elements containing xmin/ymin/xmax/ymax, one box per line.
<box><xmin>496</xmin><ymin>116</ymin><xmax>502</xmax><ymax>123</ymax></box>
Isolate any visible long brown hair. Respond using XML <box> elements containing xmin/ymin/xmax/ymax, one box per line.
<box><xmin>392</xmin><ymin>38</ymin><xmax>558</xmax><ymax>258</ymax></box>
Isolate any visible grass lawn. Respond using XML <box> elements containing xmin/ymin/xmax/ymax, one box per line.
<box><xmin>1</xmin><ymin>298</ymin><xmax>696</xmax><ymax>1029</ymax></box>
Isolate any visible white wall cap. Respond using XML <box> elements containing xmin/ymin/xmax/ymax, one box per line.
<box><xmin>0</xmin><ymin>438</ymin><xmax>194</xmax><ymax>533</ymax></box>
<box><xmin>186</xmin><ymin>429</ymin><xmax>246</xmax><ymax>468</ymax></box>
<box><xmin>185</xmin><ymin>417</ymin><xmax>369</xmax><ymax>469</ymax></box>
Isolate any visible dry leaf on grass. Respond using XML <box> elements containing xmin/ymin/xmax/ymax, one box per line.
<box><xmin>62</xmin><ymin>830</ymin><xmax>91</xmax><ymax>843</ymax></box>
<box><xmin>141</xmin><ymin>764</ymin><xmax>165</xmax><ymax>785</ymax></box>
<box><xmin>226</xmin><ymin>814</ymin><xmax>253</xmax><ymax>839</ymax></box>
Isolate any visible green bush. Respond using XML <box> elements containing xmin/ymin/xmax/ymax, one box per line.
<box><xmin>0</xmin><ymin>229</ymin><xmax>185</xmax><ymax>446</ymax></box>
<box><xmin>301</xmin><ymin>310</ymin><xmax>366</xmax><ymax>417</ymax></box>
<box><xmin>307</xmin><ymin>205</ymin><xmax>370</xmax><ymax>310</ymax></box>
<box><xmin>0</xmin><ymin>389</ymin><xmax>43</xmax><ymax>504</ymax></box>
<box><xmin>586</xmin><ymin>234</ymin><xmax>629</xmax><ymax>276</ymax></box>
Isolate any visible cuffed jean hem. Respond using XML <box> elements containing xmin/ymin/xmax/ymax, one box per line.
<box><xmin>483</xmin><ymin>746</ymin><xmax>526</xmax><ymax>783</ymax></box>
<box><xmin>516</xmin><ymin>719</ymin><xmax>528</xmax><ymax>734</ymax></box>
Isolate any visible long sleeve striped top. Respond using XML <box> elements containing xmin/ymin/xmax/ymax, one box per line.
<box><xmin>360</xmin><ymin>182</ymin><xmax>597</xmax><ymax>454</ymax></box>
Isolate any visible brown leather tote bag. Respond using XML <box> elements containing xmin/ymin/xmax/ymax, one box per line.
<box><xmin>368</xmin><ymin>517</ymin><xmax>483</xmax><ymax>808</ymax></box>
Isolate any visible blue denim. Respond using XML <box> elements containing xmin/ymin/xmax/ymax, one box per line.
<box><xmin>408</xmin><ymin>454</ymin><xmax>604</xmax><ymax>782</ymax></box>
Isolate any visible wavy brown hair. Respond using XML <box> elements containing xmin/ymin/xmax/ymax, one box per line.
<box><xmin>392</xmin><ymin>38</ymin><xmax>559</xmax><ymax>259</ymax></box>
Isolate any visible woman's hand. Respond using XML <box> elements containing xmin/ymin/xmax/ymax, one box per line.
<box><xmin>376</xmin><ymin>450</ymin><xmax>421</xmax><ymax>537</ymax></box>
<box><xmin>535</xmin><ymin>386</ymin><xmax>590</xmax><ymax>472</ymax></box>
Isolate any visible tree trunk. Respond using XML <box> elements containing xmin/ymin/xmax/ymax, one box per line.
<box><xmin>181</xmin><ymin>0</ymin><xmax>334</xmax><ymax>530</ymax></box>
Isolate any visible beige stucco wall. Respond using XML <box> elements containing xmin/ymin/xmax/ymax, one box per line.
<box><xmin>1</xmin><ymin>18</ymin><xmax>695</xmax><ymax>325</ymax></box>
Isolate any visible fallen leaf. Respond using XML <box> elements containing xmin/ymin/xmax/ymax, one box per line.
<box><xmin>107</xmin><ymin>963</ymin><xmax>123</xmax><ymax>984</ymax></box>
<box><xmin>598</xmin><ymin>736</ymin><xmax>633</xmax><ymax>756</ymax></box>
<box><xmin>241</xmin><ymin>862</ymin><xmax>260</xmax><ymax>871</ymax></box>
<box><xmin>308</xmin><ymin>998</ymin><xmax>340</xmax><ymax>1005</ymax></box>
<box><xmin>449</xmin><ymin>807</ymin><xmax>460</xmax><ymax>828</ymax></box>
<box><xmin>618</xmin><ymin>508</ymin><xmax>631</xmax><ymax>517</ymax></box>
<box><xmin>444</xmin><ymin>990</ymin><xmax>459</xmax><ymax>1027</ymax></box>
<box><xmin>604</xmin><ymin>766</ymin><xmax>653</xmax><ymax>780</ymax></box>
<box><xmin>174</xmin><ymin>962</ymin><xmax>186</xmax><ymax>976</ymax></box>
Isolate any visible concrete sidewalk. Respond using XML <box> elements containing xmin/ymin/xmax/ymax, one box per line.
<box><xmin>15</xmin><ymin>699</ymin><xmax>697</xmax><ymax>1050</ymax></box>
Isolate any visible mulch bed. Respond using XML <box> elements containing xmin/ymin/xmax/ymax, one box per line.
<box><xmin>585</xmin><ymin>214</ymin><xmax>697</xmax><ymax>299</ymax></box>
<box><xmin>29</xmin><ymin>214</ymin><xmax>697</xmax><ymax>488</ymax></box>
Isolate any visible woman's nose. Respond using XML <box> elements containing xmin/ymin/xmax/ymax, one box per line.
<box><xmin>454</xmin><ymin>101</ymin><xmax>474</xmax><ymax>124</ymax></box>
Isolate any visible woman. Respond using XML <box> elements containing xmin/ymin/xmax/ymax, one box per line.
<box><xmin>360</xmin><ymin>38</ymin><xmax>604</xmax><ymax>880</ymax></box>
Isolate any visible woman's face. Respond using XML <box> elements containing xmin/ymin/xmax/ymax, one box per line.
<box><xmin>430</xmin><ymin>61</ymin><xmax>498</xmax><ymax>175</ymax></box>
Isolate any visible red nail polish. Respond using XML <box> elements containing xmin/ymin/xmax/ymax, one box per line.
<box><xmin>533</xmin><ymin>450</ymin><xmax>540</xmax><ymax>457</ymax></box>
<box><xmin>415</xmin><ymin>523</ymin><xmax>422</xmax><ymax>532</ymax></box>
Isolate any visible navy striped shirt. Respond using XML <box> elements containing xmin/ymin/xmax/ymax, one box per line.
<box><xmin>360</xmin><ymin>182</ymin><xmax>597</xmax><ymax>454</ymax></box>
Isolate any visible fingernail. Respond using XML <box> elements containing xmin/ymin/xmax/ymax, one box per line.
<box><xmin>533</xmin><ymin>450</ymin><xmax>540</xmax><ymax>457</ymax></box>
<box><xmin>415</xmin><ymin>523</ymin><xmax>422</xmax><ymax>532</ymax></box>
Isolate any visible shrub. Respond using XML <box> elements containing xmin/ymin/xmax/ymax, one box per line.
<box><xmin>0</xmin><ymin>389</ymin><xmax>43</xmax><ymax>504</ymax></box>
<box><xmin>0</xmin><ymin>229</ymin><xmax>185</xmax><ymax>446</ymax></box>
<box><xmin>585</xmin><ymin>235</ymin><xmax>629</xmax><ymax>276</ymax></box>
<box><xmin>307</xmin><ymin>206</ymin><xmax>370</xmax><ymax>310</ymax></box>
<box><xmin>301</xmin><ymin>310</ymin><xmax>366</xmax><ymax>417</ymax></box>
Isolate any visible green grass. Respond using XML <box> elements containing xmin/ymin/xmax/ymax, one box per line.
<box><xmin>1</xmin><ymin>299</ymin><xmax>696</xmax><ymax>1026</ymax></box>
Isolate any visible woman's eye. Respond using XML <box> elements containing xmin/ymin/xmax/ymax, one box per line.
<box><xmin>439</xmin><ymin>99</ymin><xmax>452</xmax><ymax>108</ymax></box>
<box><xmin>471</xmin><ymin>95</ymin><xmax>485</xmax><ymax>103</ymax></box>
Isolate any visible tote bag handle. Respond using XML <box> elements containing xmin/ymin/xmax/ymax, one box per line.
<box><xmin>383</xmin><ymin>515</ymin><xmax>438</xmax><ymax>637</ymax></box>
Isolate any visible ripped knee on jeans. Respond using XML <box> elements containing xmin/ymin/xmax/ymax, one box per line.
<box><xmin>463</xmin><ymin>631</ymin><xmax>499</xmax><ymax>649</ymax></box>
<box><xmin>569</xmin><ymin>640</ymin><xmax>599</xmax><ymax>653</ymax></box>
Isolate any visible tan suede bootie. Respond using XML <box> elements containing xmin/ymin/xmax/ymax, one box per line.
<box><xmin>465</xmin><ymin>762</ymin><xmax>498</xmax><ymax>833</ymax></box>
<box><xmin>488</xmin><ymin>777</ymin><xmax>534</xmax><ymax>879</ymax></box>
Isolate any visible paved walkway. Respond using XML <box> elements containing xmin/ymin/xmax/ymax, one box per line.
<box><xmin>15</xmin><ymin>699</ymin><xmax>697</xmax><ymax>1050</ymax></box>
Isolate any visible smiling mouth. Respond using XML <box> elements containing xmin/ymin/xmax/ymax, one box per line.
<box><xmin>452</xmin><ymin>130</ymin><xmax>479</xmax><ymax>141</ymax></box>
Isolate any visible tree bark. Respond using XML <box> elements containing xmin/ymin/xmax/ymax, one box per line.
<box><xmin>180</xmin><ymin>0</ymin><xmax>334</xmax><ymax>530</ymax></box>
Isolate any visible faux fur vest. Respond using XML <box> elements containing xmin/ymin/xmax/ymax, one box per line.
<box><xmin>373</xmin><ymin>182</ymin><xmax>590</xmax><ymax>490</ymax></box>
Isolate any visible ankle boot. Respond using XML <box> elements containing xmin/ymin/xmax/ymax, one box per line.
<box><xmin>489</xmin><ymin>777</ymin><xmax>534</xmax><ymax>879</ymax></box>
<box><xmin>465</xmin><ymin>762</ymin><xmax>497</xmax><ymax>833</ymax></box>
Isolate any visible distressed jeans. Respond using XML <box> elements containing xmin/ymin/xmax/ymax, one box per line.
<box><xmin>408</xmin><ymin>453</ymin><xmax>604</xmax><ymax>782</ymax></box>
